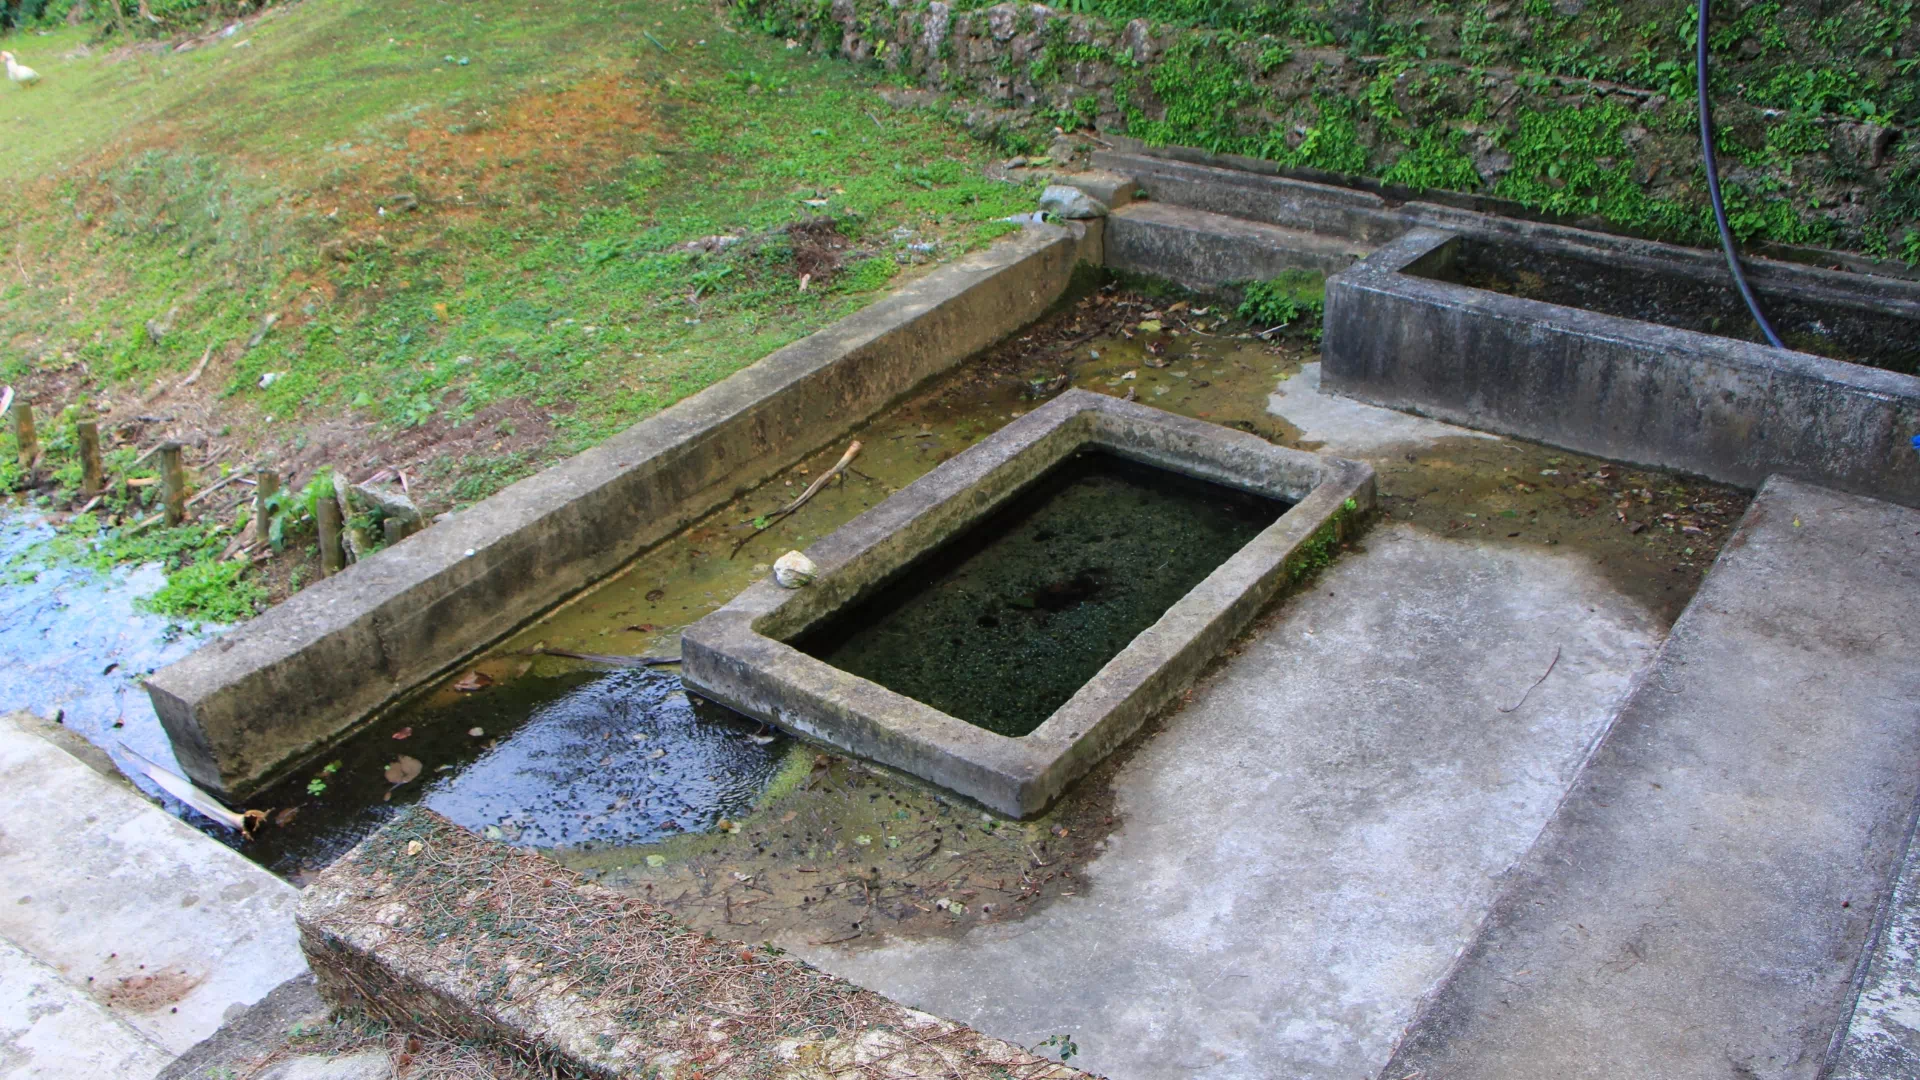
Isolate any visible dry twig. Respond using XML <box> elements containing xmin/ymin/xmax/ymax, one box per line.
<box><xmin>730</xmin><ymin>440</ymin><xmax>861</xmax><ymax>557</ymax></box>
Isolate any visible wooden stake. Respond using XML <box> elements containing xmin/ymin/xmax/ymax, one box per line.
<box><xmin>158</xmin><ymin>442</ymin><xmax>187</xmax><ymax>526</ymax></box>
<box><xmin>76</xmin><ymin>420</ymin><xmax>103</xmax><ymax>497</ymax></box>
<box><xmin>252</xmin><ymin>468</ymin><xmax>280</xmax><ymax>547</ymax></box>
<box><xmin>10</xmin><ymin>397</ymin><xmax>36</xmax><ymax>471</ymax></box>
<box><xmin>316</xmin><ymin>492</ymin><xmax>346</xmax><ymax>576</ymax></box>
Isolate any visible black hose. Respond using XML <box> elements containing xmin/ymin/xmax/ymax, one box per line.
<box><xmin>1697</xmin><ymin>0</ymin><xmax>1785</xmax><ymax>348</ymax></box>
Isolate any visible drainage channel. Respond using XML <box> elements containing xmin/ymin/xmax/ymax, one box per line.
<box><xmin>219</xmin><ymin>276</ymin><xmax>1754</xmax><ymax>944</ymax></box>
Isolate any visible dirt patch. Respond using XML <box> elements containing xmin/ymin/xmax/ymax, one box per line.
<box><xmin>785</xmin><ymin>216</ymin><xmax>850</xmax><ymax>282</ymax></box>
<box><xmin>272</xmin><ymin>396</ymin><xmax>559</xmax><ymax>506</ymax></box>
<box><xmin>1373</xmin><ymin>438</ymin><xmax>1748</xmax><ymax>624</ymax></box>
<box><xmin>563</xmin><ymin>739</ymin><xmax>1126</xmax><ymax>950</ymax></box>
<box><xmin>104</xmin><ymin>967</ymin><xmax>202</xmax><ymax>1011</ymax></box>
<box><xmin>315</xmin><ymin>69</ymin><xmax>667</xmax><ymax>256</ymax></box>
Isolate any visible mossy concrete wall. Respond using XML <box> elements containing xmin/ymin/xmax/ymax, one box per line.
<box><xmin>1323</xmin><ymin>227</ymin><xmax>1920</xmax><ymax>506</ymax></box>
<box><xmin>742</xmin><ymin>0</ymin><xmax>1918</xmax><ymax>263</ymax></box>
<box><xmin>145</xmin><ymin>224</ymin><xmax>1096</xmax><ymax>801</ymax></box>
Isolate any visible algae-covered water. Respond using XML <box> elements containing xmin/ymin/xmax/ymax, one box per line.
<box><xmin>797</xmin><ymin>451</ymin><xmax>1287</xmax><ymax>736</ymax></box>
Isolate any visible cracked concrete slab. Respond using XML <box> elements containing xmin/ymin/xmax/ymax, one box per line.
<box><xmin>790</xmin><ymin>523</ymin><xmax>1662</xmax><ymax>1080</ymax></box>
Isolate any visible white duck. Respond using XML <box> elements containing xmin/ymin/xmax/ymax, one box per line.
<box><xmin>2</xmin><ymin>52</ymin><xmax>41</xmax><ymax>88</ymax></box>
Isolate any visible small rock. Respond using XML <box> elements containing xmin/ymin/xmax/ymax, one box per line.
<box><xmin>351</xmin><ymin>482</ymin><xmax>422</xmax><ymax>532</ymax></box>
<box><xmin>1837</xmin><ymin>122</ymin><xmax>1896</xmax><ymax>169</ymax></box>
<box><xmin>245</xmin><ymin>312</ymin><xmax>281</xmax><ymax>350</ymax></box>
<box><xmin>773</xmin><ymin>550</ymin><xmax>817</xmax><ymax>588</ymax></box>
<box><xmin>144</xmin><ymin>305</ymin><xmax>177</xmax><ymax>345</ymax></box>
<box><xmin>1038</xmin><ymin>184</ymin><xmax>1108</xmax><ymax>220</ymax></box>
<box><xmin>1046</xmin><ymin>136</ymin><xmax>1077</xmax><ymax>163</ymax></box>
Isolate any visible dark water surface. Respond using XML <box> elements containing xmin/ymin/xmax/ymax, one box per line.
<box><xmin>242</xmin><ymin>669</ymin><xmax>790</xmax><ymax>881</ymax></box>
<box><xmin>796</xmin><ymin>451</ymin><xmax>1288</xmax><ymax>737</ymax></box>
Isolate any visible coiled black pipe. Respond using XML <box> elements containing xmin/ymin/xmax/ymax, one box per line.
<box><xmin>1697</xmin><ymin>0</ymin><xmax>1786</xmax><ymax>348</ymax></box>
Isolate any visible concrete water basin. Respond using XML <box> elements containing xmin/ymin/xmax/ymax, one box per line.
<box><xmin>682</xmin><ymin>389</ymin><xmax>1373</xmax><ymax>816</ymax></box>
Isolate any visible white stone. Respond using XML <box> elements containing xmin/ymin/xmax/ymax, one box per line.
<box><xmin>773</xmin><ymin>551</ymin><xmax>817</xmax><ymax>589</ymax></box>
<box><xmin>1038</xmin><ymin>184</ymin><xmax>1107</xmax><ymax>220</ymax></box>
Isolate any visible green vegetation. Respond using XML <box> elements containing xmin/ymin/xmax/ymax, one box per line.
<box><xmin>140</xmin><ymin>557</ymin><xmax>266</xmax><ymax>623</ymax></box>
<box><xmin>751</xmin><ymin>0</ymin><xmax>1919</xmax><ymax>259</ymax></box>
<box><xmin>1</xmin><ymin>0</ymin><xmax>1044</xmax><ymax>616</ymax></box>
<box><xmin>1236</xmin><ymin>270</ymin><xmax>1325</xmax><ymax>338</ymax></box>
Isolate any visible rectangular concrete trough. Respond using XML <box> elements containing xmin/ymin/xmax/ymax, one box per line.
<box><xmin>145</xmin><ymin>223</ymin><xmax>1094</xmax><ymax>801</ymax></box>
<box><xmin>680</xmin><ymin>390</ymin><xmax>1374</xmax><ymax>817</ymax></box>
<box><xmin>1323</xmin><ymin>226</ymin><xmax>1920</xmax><ymax>507</ymax></box>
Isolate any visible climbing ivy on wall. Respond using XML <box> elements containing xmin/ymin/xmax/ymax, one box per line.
<box><xmin>737</xmin><ymin>0</ymin><xmax>1920</xmax><ymax>261</ymax></box>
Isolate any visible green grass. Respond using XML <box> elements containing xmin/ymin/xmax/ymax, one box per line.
<box><xmin>0</xmin><ymin>0</ymin><xmax>1044</xmax><ymax>616</ymax></box>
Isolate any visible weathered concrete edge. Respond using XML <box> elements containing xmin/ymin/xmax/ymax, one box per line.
<box><xmin>1832</xmin><ymin>789</ymin><xmax>1920</xmax><ymax>1078</ymax></box>
<box><xmin>1379</xmin><ymin>475</ymin><xmax>1920</xmax><ymax>1077</ymax></box>
<box><xmin>147</xmin><ymin>224</ymin><xmax>1095</xmax><ymax>800</ymax></box>
<box><xmin>1103</xmin><ymin>202</ymin><xmax>1371</xmax><ymax>292</ymax></box>
<box><xmin>296</xmin><ymin>810</ymin><xmax>1100</xmax><ymax>1080</ymax></box>
<box><xmin>682</xmin><ymin>389</ymin><xmax>1375</xmax><ymax>817</ymax></box>
<box><xmin>1322</xmin><ymin>228</ymin><xmax>1920</xmax><ymax>507</ymax></box>
<box><xmin>1094</xmin><ymin>142</ymin><xmax>1920</xmax><ymax>285</ymax></box>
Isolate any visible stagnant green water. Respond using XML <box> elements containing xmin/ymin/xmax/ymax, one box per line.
<box><xmin>796</xmin><ymin>451</ymin><xmax>1289</xmax><ymax>737</ymax></box>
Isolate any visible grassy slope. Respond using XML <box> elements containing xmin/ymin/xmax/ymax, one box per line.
<box><xmin>0</xmin><ymin>0</ymin><xmax>1038</xmax><ymax>619</ymax></box>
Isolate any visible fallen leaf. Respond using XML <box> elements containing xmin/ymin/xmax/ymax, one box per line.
<box><xmin>452</xmin><ymin>670</ymin><xmax>492</xmax><ymax>692</ymax></box>
<box><xmin>648</xmin><ymin>748</ymin><xmax>666</xmax><ymax>760</ymax></box>
<box><xmin>1137</xmin><ymin>319</ymin><xmax>1163</xmax><ymax>332</ymax></box>
<box><xmin>625</xmin><ymin>623</ymin><xmax>656</xmax><ymax>633</ymax></box>
<box><xmin>385</xmin><ymin>755</ymin><xmax>423</xmax><ymax>785</ymax></box>
<box><xmin>646</xmin><ymin>854</ymin><xmax>667</xmax><ymax>868</ymax></box>
<box><xmin>468</xmin><ymin>727</ymin><xmax>485</xmax><ymax>738</ymax></box>
<box><xmin>274</xmin><ymin>806</ymin><xmax>299</xmax><ymax>827</ymax></box>
<box><xmin>718</xmin><ymin>819</ymin><xmax>741</xmax><ymax>834</ymax></box>
<box><xmin>406</xmin><ymin>839</ymin><xmax>423</xmax><ymax>856</ymax></box>
<box><xmin>391</xmin><ymin>727</ymin><xmax>413</xmax><ymax>740</ymax></box>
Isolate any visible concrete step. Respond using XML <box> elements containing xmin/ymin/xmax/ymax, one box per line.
<box><xmin>0</xmin><ymin>711</ymin><xmax>308</xmax><ymax>1071</ymax></box>
<box><xmin>1104</xmin><ymin>201</ymin><xmax>1373</xmax><ymax>292</ymax></box>
<box><xmin>1384</xmin><ymin>476</ymin><xmax>1920</xmax><ymax>1080</ymax></box>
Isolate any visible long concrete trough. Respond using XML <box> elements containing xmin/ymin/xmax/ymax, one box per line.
<box><xmin>146</xmin><ymin>223</ymin><xmax>1097</xmax><ymax>801</ymax></box>
<box><xmin>1322</xmin><ymin>227</ymin><xmax>1920</xmax><ymax>506</ymax></box>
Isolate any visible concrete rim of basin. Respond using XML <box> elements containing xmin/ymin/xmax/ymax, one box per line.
<box><xmin>681</xmin><ymin>389</ymin><xmax>1375</xmax><ymax>817</ymax></box>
